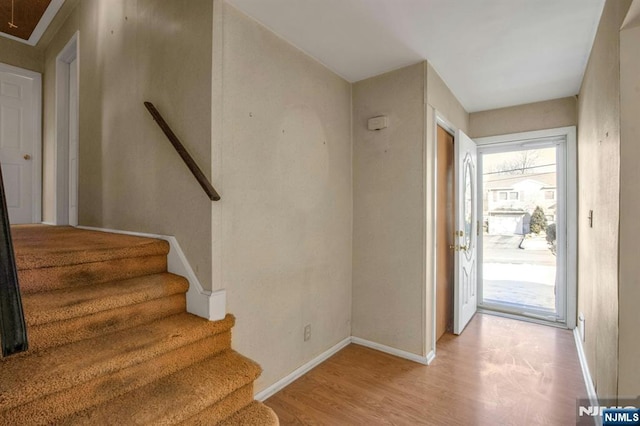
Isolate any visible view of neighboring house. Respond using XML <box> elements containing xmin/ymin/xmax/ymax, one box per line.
<box><xmin>484</xmin><ymin>172</ymin><xmax>556</xmax><ymax>235</ymax></box>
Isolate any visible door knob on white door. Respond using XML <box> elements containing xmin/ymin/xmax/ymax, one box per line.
<box><xmin>23</xmin><ymin>154</ymin><xmax>31</xmax><ymax>160</ymax></box>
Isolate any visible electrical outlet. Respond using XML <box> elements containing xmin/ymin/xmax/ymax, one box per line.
<box><xmin>304</xmin><ymin>324</ymin><xmax>311</xmax><ymax>342</ymax></box>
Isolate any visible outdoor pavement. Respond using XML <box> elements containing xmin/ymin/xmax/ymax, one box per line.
<box><xmin>482</xmin><ymin>234</ymin><xmax>556</xmax><ymax>312</ymax></box>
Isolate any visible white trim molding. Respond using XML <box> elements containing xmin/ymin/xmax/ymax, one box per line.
<box><xmin>77</xmin><ymin>226</ymin><xmax>225</xmax><ymax>321</ymax></box>
<box><xmin>352</xmin><ymin>337</ymin><xmax>432</xmax><ymax>365</ymax></box>
<box><xmin>54</xmin><ymin>32</ymin><xmax>79</xmax><ymax>226</ymax></box>
<box><xmin>574</xmin><ymin>327</ymin><xmax>599</xmax><ymax>423</ymax></box>
<box><xmin>254</xmin><ymin>336</ymin><xmax>434</xmax><ymax>401</ymax></box>
<box><xmin>254</xmin><ymin>337</ymin><xmax>352</xmax><ymax>401</ymax></box>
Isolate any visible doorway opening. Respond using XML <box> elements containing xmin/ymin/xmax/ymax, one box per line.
<box><xmin>435</xmin><ymin>124</ymin><xmax>455</xmax><ymax>341</ymax></box>
<box><xmin>476</xmin><ymin>128</ymin><xmax>577</xmax><ymax>328</ymax></box>
<box><xmin>54</xmin><ymin>32</ymin><xmax>79</xmax><ymax>226</ymax></box>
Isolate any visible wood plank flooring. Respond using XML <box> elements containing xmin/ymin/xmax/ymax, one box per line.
<box><xmin>265</xmin><ymin>313</ymin><xmax>589</xmax><ymax>425</ymax></box>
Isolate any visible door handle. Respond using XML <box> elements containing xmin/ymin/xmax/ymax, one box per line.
<box><xmin>459</xmin><ymin>245</ymin><xmax>468</xmax><ymax>252</ymax></box>
<box><xmin>23</xmin><ymin>154</ymin><xmax>31</xmax><ymax>160</ymax></box>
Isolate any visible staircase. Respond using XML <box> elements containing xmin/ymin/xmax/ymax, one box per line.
<box><xmin>0</xmin><ymin>225</ymin><xmax>278</xmax><ymax>425</ymax></box>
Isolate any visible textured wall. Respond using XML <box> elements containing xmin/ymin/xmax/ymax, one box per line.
<box><xmin>0</xmin><ymin>38</ymin><xmax>43</xmax><ymax>73</ymax></box>
<box><xmin>577</xmin><ymin>0</ymin><xmax>631</xmax><ymax>400</ymax></box>
<box><xmin>618</xmin><ymin>14</ymin><xmax>640</xmax><ymax>398</ymax></box>
<box><xmin>352</xmin><ymin>63</ymin><xmax>426</xmax><ymax>356</ymax></box>
<box><xmin>469</xmin><ymin>97</ymin><xmax>577</xmax><ymax>138</ymax></box>
<box><xmin>41</xmin><ymin>0</ymin><xmax>213</xmax><ymax>289</ymax></box>
<box><xmin>218</xmin><ymin>4</ymin><xmax>353</xmax><ymax>392</ymax></box>
<box><xmin>352</xmin><ymin>61</ymin><xmax>468</xmax><ymax>358</ymax></box>
<box><xmin>427</xmin><ymin>63</ymin><xmax>469</xmax><ymax>136</ymax></box>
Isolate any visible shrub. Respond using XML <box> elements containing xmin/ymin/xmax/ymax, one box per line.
<box><xmin>530</xmin><ymin>206</ymin><xmax>547</xmax><ymax>234</ymax></box>
<box><xmin>546</xmin><ymin>223</ymin><xmax>556</xmax><ymax>243</ymax></box>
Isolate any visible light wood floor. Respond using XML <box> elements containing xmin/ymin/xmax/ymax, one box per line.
<box><xmin>265</xmin><ymin>313</ymin><xmax>589</xmax><ymax>425</ymax></box>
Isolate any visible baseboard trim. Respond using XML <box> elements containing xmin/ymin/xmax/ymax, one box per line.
<box><xmin>254</xmin><ymin>337</ymin><xmax>352</xmax><ymax>402</ymax></box>
<box><xmin>351</xmin><ymin>337</ymin><xmax>430</xmax><ymax>365</ymax></box>
<box><xmin>254</xmin><ymin>336</ymin><xmax>434</xmax><ymax>401</ymax></box>
<box><xmin>77</xmin><ymin>226</ymin><xmax>225</xmax><ymax>321</ymax></box>
<box><xmin>573</xmin><ymin>327</ymin><xmax>599</xmax><ymax>414</ymax></box>
<box><xmin>426</xmin><ymin>349</ymin><xmax>436</xmax><ymax>365</ymax></box>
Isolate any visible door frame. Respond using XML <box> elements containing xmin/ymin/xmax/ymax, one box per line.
<box><xmin>474</xmin><ymin>126</ymin><xmax>577</xmax><ymax>329</ymax></box>
<box><xmin>427</xmin><ymin>108</ymin><xmax>458</xmax><ymax>360</ymax></box>
<box><xmin>0</xmin><ymin>62</ymin><xmax>42</xmax><ymax>224</ymax></box>
<box><xmin>54</xmin><ymin>32</ymin><xmax>79</xmax><ymax>225</ymax></box>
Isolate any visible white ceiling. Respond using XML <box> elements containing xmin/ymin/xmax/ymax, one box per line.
<box><xmin>226</xmin><ymin>0</ymin><xmax>605</xmax><ymax>112</ymax></box>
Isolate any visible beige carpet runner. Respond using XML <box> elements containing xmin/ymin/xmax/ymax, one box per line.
<box><xmin>0</xmin><ymin>225</ymin><xmax>278</xmax><ymax>425</ymax></box>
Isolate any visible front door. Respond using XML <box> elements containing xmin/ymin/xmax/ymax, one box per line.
<box><xmin>453</xmin><ymin>129</ymin><xmax>478</xmax><ymax>334</ymax></box>
<box><xmin>0</xmin><ymin>65</ymin><xmax>39</xmax><ymax>224</ymax></box>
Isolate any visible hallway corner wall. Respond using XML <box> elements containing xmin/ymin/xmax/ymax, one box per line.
<box><xmin>41</xmin><ymin>0</ymin><xmax>214</xmax><ymax>290</ymax></box>
<box><xmin>577</xmin><ymin>0</ymin><xmax>631</xmax><ymax>400</ymax></box>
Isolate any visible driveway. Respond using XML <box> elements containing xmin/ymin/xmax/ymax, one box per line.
<box><xmin>481</xmin><ymin>234</ymin><xmax>556</xmax><ymax>312</ymax></box>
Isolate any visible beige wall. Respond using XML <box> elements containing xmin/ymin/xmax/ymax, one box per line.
<box><xmin>41</xmin><ymin>0</ymin><xmax>214</xmax><ymax>288</ymax></box>
<box><xmin>427</xmin><ymin>63</ymin><xmax>469</xmax><ymax>135</ymax></box>
<box><xmin>618</xmin><ymin>12</ymin><xmax>640</xmax><ymax>398</ymax></box>
<box><xmin>218</xmin><ymin>4</ymin><xmax>353</xmax><ymax>392</ymax></box>
<box><xmin>352</xmin><ymin>61</ymin><xmax>468</xmax><ymax>357</ymax></box>
<box><xmin>352</xmin><ymin>62</ymin><xmax>426</xmax><ymax>355</ymax></box>
<box><xmin>0</xmin><ymin>38</ymin><xmax>43</xmax><ymax>73</ymax></box>
<box><xmin>577</xmin><ymin>0</ymin><xmax>631</xmax><ymax>400</ymax></box>
<box><xmin>469</xmin><ymin>97</ymin><xmax>577</xmax><ymax>138</ymax></box>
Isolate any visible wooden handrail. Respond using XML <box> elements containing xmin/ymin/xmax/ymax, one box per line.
<box><xmin>144</xmin><ymin>102</ymin><xmax>221</xmax><ymax>201</ymax></box>
<box><xmin>0</xmin><ymin>164</ymin><xmax>28</xmax><ymax>357</ymax></box>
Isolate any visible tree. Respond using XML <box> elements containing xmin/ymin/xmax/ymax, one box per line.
<box><xmin>530</xmin><ymin>206</ymin><xmax>547</xmax><ymax>234</ymax></box>
<box><xmin>493</xmin><ymin>151</ymin><xmax>539</xmax><ymax>175</ymax></box>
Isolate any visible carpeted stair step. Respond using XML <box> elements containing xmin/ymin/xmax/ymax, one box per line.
<box><xmin>13</xmin><ymin>225</ymin><xmax>170</xmax><ymax>293</ymax></box>
<box><xmin>0</xmin><ymin>313</ymin><xmax>235</xmax><ymax>416</ymax></box>
<box><xmin>27</xmin><ymin>294</ymin><xmax>188</xmax><ymax>351</ymax></box>
<box><xmin>22</xmin><ymin>273</ymin><xmax>189</xmax><ymax>350</ymax></box>
<box><xmin>13</xmin><ymin>225</ymin><xmax>170</xmax><ymax>270</ymax></box>
<box><xmin>6</xmin><ymin>225</ymin><xmax>278</xmax><ymax>425</ymax></box>
<box><xmin>218</xmin><ymin>401</ymin><xmax>280</xmax><ymax>426</ymax></box>
<box><xmin>58</xmin><ymin>350</ymin><xmax>262</xmax><ymax>425</ymax></box>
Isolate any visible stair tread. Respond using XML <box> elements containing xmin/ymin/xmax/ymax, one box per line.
<box><xmin>0</xmin><ymin>313</ymin><xmax>235</xmax><ymax>410</ymax></box>
<box><xmin>12</xmin><ymin>225</ymin><xmax>169</xmax><ymax>270</ymax></box>
<box><xmin>218</xmin><ymin>401</ymin><xmax>280</xmax><ymax>426</ymax></box>
<box><xmin>61</xmin><ymin>350</ymin><xmax>261</xmax><ymax>425</ymax></box>
<box><xmin>23</xmin><ymin>272</ymin><xmax>189</xmax><ymax>326</ymax></box>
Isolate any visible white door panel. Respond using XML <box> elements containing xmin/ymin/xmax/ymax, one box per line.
<box><xmin>0</xmin><ymin>68</ymin><xmax>36</xmax><ymax>224</ymax></box>
<box><xmin>453</xmin><ymin>129</ymin><xmax>478</xmax><ymax>334</ymax></box>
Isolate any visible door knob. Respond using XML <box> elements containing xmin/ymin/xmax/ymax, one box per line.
<box><xmin>23</xmin><ymin>154</ymin><xmax>31</xmax><ymax>160</ymax></box>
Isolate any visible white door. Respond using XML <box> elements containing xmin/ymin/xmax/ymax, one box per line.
<box><xmin>0</xmin><ymin>67</ymin><xmax>37</xmax><ymax>224</ymax></box>
<box><xmin>453</xmin><ymin>129</ymin><xmax>478</xmax><ymax>334</ymax></box>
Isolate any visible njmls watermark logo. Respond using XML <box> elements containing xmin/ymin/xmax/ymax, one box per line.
<box><xmin>577</xmin><ymin>398</ymin><xmax>640</xmax><ymax>425</ymax></box>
